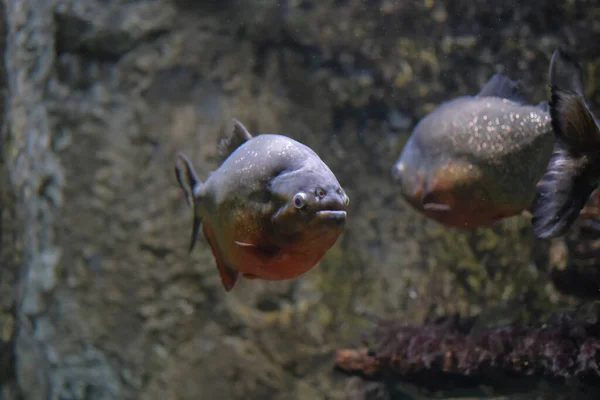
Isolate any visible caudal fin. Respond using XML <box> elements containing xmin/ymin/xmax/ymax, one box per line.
<box><xmin>175</xmin><ymin>152</ymin><xmax>205</xmax><ymax>252</ymax></box>
<box><xmin>531</xmin><ymin>50</ymin><xmax>600</xmax><ymax>239</ymax></box>
<box><xmin>532</xmin><ymin>145</ymin><xmax>598</xmax><ymax>238</ymax></box>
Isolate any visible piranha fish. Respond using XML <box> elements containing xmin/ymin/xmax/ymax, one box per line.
<box><xmin>175</xmin><ymin>119</ymin><xmax>350</xmax><ymax>291</ymax></box>
<box><xmin>532</xmin><ymin>49</ymin><xmax>600</xmax><ymax>239</ymax></box>
<box><xmin>391</xmin><ymin>72</ymin><xmax>554</xmax><ymax>228</ymax></box>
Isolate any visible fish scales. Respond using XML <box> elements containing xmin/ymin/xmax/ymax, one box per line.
<box><xmin>392</xmin><ymin>73</ymin><xmax>554</xmax><ymax>228</ymax></box>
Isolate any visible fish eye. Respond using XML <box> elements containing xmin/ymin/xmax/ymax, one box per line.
<box><xmin>316</xmin><ymin>188</ymin><xmax>325</xmax><ymax>198</ymax></box>
<box><xmin>293</xmin><ymin>193</ymin><xmax>307</xmax><ymax>209</ymax></box>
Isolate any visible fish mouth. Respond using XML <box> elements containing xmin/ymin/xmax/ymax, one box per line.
<box><xmin>316</xmin><ymin>210</ymin><xmax>347</xmax><ymax>221</ymax></box>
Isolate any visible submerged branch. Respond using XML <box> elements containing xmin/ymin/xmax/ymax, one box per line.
<box><xmin>335</xmin><ymin>302</ymin><xmax>600</xmax><ymax>396</ymax></box>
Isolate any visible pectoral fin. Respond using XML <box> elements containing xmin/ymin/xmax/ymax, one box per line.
<box><xmin>421</xmin><ymin>189</ymin><xmax>453</xmax><ymax>212</ymax></box>
<box><xmin>234</xmin><ymin>241</ymin><xmax>281</xmax><ymax>258</ymax></box>
<box><xmin>423</xmin><ymin>202</ymin><xmax>452</xmax><ymax>211</ymax></box>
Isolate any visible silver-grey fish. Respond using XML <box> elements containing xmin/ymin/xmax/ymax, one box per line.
<box><xmin>175</xmin><ymin>119</ymin><xmax>349</xmax><ymax>291</ymax></box>
<box><xmin>391</xmin><ymin>73</ymin><xmax>553</xmax><ymax>228</ymax></box>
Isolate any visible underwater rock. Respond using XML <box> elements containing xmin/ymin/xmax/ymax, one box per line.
<box><xmin>2</xmin><ymin>0</ymin><xmax>600</xmax><ymax>399</ymax></box>
<box><xmin>335</xmin><ymin>302</ymin><xmax>600</xmax><ymax>398</ymax></box>
<box><xmin>0</xmin><ymin>1</ymin><xmax>16</xmax><ymax>398</ymax></box>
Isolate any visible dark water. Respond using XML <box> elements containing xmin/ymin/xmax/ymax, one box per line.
<box><xmin>2</xmin><ymin>1</ymin><xmax>600</xmax><ymax>400</ymax></box>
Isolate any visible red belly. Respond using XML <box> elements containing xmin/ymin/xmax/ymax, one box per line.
<box><xmin>231</xmin><ymin>235</ymin><xmax>337</xmax><ymax>281</ymax></box>
<box><xmin>202</xmin><ymin>212</ymin><xmax>343</xmax><ymax>291</ymax></box>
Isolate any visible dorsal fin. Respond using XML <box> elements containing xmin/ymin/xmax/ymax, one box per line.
<box><xmin>217</xmin><ymin>118</ymin><xmax>253</xmax><ymax>163</ymax></box>
<box><xmin>476</xmin><ymin>73</ymin><xmax>525</xmax><ymax>103</ymax></box>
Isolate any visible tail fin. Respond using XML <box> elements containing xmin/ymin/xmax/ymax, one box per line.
<box><xmin>531</xmin><ymin>49</ymin><xmax>600</xmax><ymax>239</ymax></box>
<box><xmin>175</xmin><ymin>152</ymin><xmax>205</xmax><ymax>252</ymax></box>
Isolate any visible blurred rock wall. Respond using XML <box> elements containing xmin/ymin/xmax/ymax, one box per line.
<box><xmin>1</xmin><ymin>0</ymin><xmax>599</xmax><ymax>399</ymax></box>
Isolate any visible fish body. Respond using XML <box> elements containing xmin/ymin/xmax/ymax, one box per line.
<box><xmin>391</xmin><ymin>74</ymin><xmax>553</xmax><ymax>228</ymax></box>
<box><xmin>175</xmin><ymin>120</ymin><xmax>349</xmax><ymax>291</ymax></box>
<box><xmin>532</xmin><ymin>49</ymin><xmax>600</xmax><ymax>238</ymax></box>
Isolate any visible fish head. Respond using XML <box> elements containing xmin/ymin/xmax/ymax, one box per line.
<box><xmin>391</xmin><ymin>136</ymin><xmax>427</xmax><ymax>209</ymax></box>
<box><xmin>391</xmin><ymin>135</ymin><xmax>457</xmax><ymax>215</ymax></box>
<box><xmin>392</xmin><ymin>142</ymin><xmax>458</xmax><ymax>221</ymax></box>
<box><xmin>267</xmin><ymin>161</ymin><xmax>349</xmax><ymax>245</ymax></box>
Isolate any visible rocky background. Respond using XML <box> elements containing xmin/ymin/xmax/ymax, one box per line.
<box><xmin>1</xmin><ymin>0</ymin><xmax>599</xmax><ymax>399</ymax></box>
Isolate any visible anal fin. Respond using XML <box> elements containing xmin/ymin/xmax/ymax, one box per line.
<box><xmin>217</xmin><ymin>260</ymin><xmax>239</xmax><ymax>291</ymax></box>
<box><xmin>203</xmin><ymin>224</ymin><xmax>239</xmax><ymax>291</ymax></box>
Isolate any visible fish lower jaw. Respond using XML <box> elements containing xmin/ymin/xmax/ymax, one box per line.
<box><xmin>316</xmin><ymin>210</ymin><xmax>347</xmax><ymax>220</ymax></box>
